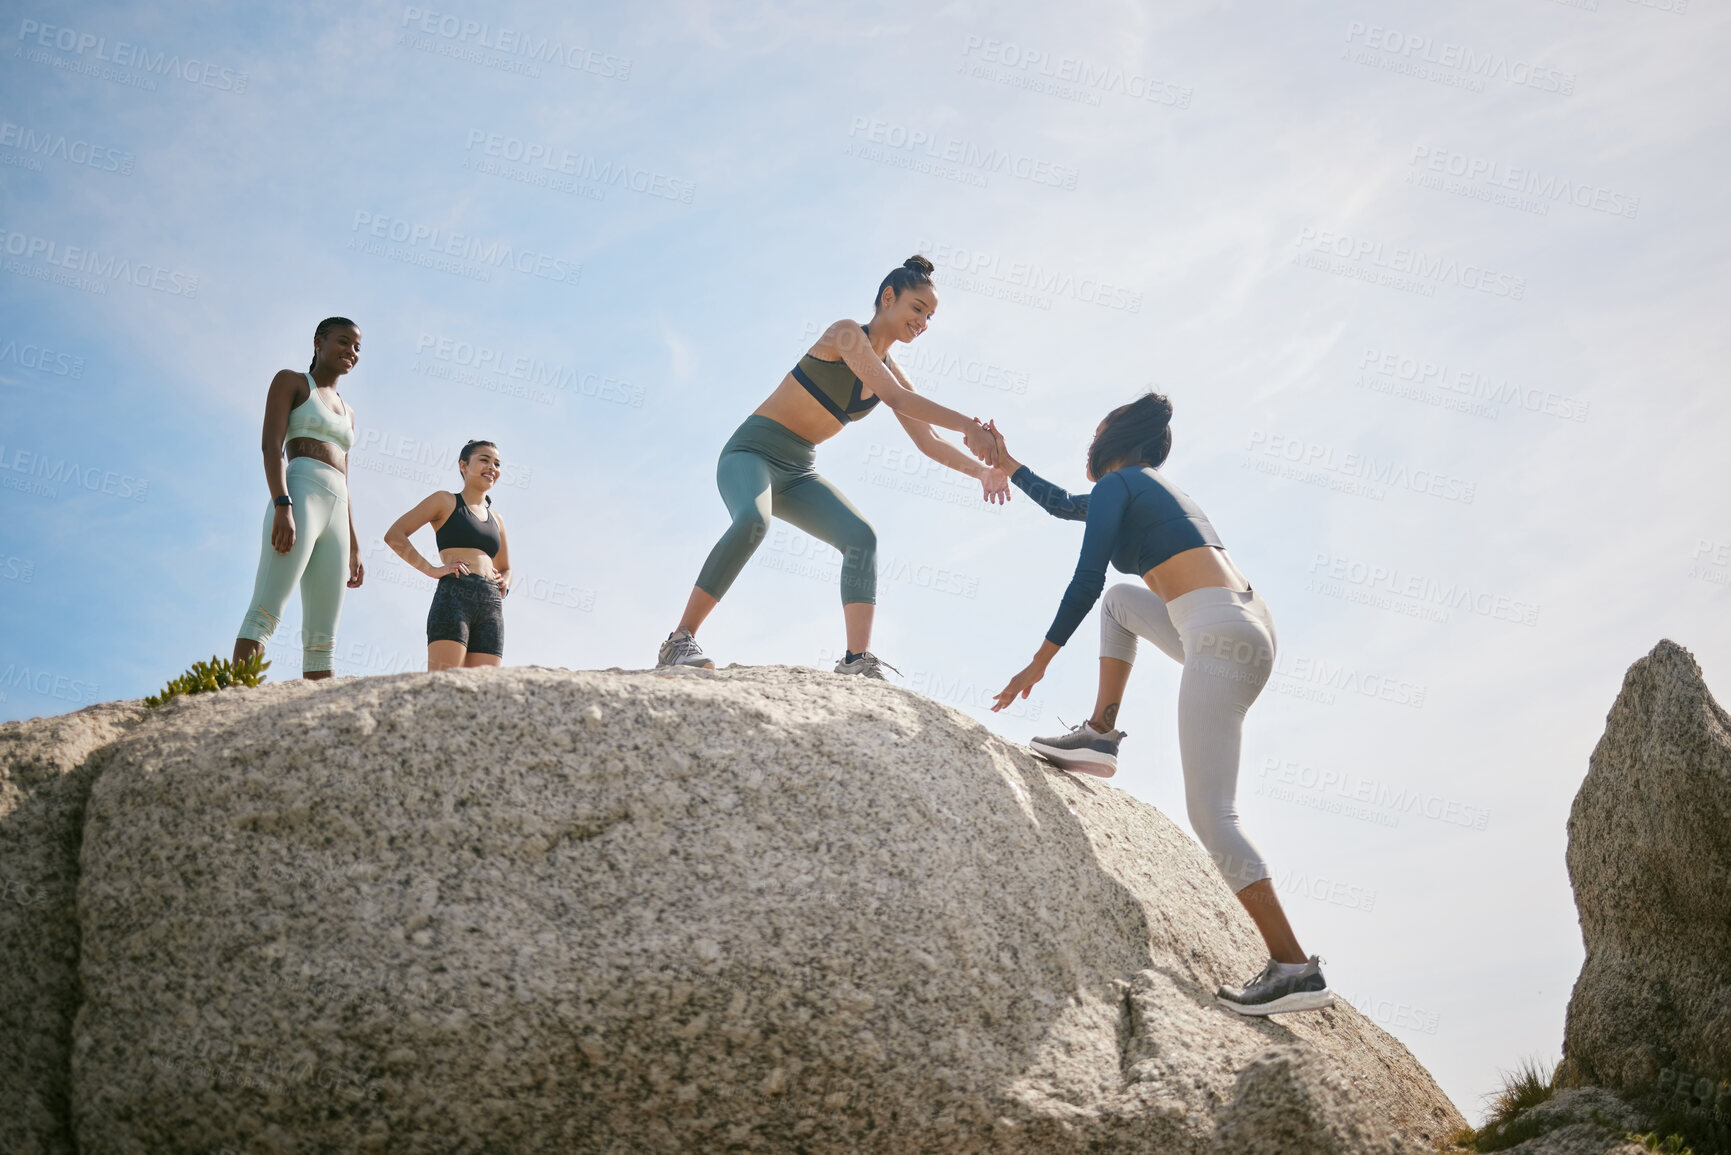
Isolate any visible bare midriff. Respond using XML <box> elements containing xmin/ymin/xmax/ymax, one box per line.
<box><xmin>751</xmin><ymin>374</ymin><xmax>862</xmax><ymax>444</ymax></box>
<box><xmin>439</xmin><ymin>545</ymin><xmax>500</xmax><ymax>581</ymax></box>
<box><xmin>285</xmin><ymin>437</ymin><xmax>348</xmax><ymax>472</ymax></box>
<box><xmin>1144</xmin><ymin>545</ymin><xmax>1251</xmax><ymax>603</ymax></box>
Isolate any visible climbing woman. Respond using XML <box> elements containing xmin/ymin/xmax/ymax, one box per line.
<box><xmin>383</xmin><ymin>439</ymin><xmax>513</xmax><ymax>670</ymax></box>
<box><xmin>656</xmin><ymin>255</ymin><xmax>1008</xmax><ymax>677</ymax></box>
<box><xmin>986</xmin><ymin>397</ymin><xmax>1335</xmax><ymax>1016</ymax></box>
<box><xmin>233</xmin><ymin>317</ymin><xmax>365</xmax><ymax>680</ymax></box>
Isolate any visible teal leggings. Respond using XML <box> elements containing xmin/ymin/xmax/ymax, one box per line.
<box><xmin>694</xmin><ymin>416</ymin><xmax>877</xmax><ymax>605</ymax></box>
<box><xmin>237</xmin><ymin>457</ymin><xmax>350</xmax><ymax>673</ymax></box>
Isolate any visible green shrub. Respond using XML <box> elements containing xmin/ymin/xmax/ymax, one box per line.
<box><xmin>1627</xmin><ymin>1131</ymin><xmax>1695</xmax><ymax>1155</ymax></box>
<box><xmin>144</xmin><ymin>653</ymin><xmax>270</xmax><ymax>707</ymax></box>
<box><xmin>1464</xmin><ymin>1059</ymin><xmax>1558</xmax><ymax>1152</ymax></box>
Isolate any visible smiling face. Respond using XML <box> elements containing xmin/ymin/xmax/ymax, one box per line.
<box><xmin>314</xmin><ymin>325</ymin><xmax>361</xmax><ymax>376</ymax></box>
<box><xmin>460</xmin><ymin>445</ymin><xmax>501</xmax><ymax>492</ymax></box>
<box><xmin>875</xmin><ymin>283</ymin><xmax>937</xmax><ymax>343</ymax></box>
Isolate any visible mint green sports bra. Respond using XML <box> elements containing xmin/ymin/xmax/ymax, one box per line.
<box><xmin>285</xmin><ymin>372</ymin><xmax>354</xmax><ymax>450</ymax></box>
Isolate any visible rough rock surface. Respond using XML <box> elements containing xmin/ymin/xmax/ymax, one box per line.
<box><xmin>1210</xmin><ymin>1045</ymin><xmax>1398</xmax><ymax>1154</ymax></box>
<box><xmin>0</xmin><ymin>702</ymin><xmax>144</xmax><ymax>1155</ymax></box>
<box><xmin>1563</xmin><ymin>640</ymin><xmax>1731</xmax><ymax>1109</ymax></box>
<box><xmin>1478</xmin><ymin>1087</ymin><xmax>1654</xmax><ymax>1154</ymax></box>
<box><xmin>54</xmin><ymin>665</ymin><xmax>1461</xmax><ymax>1153</ymax></box>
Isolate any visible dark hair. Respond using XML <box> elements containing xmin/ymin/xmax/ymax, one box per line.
<box><xmin>309</xmin><ymin>316</ymin><xmax>358</xmax><ymax>372</ymax></box>
<box><xmin>459</xmin><ymin>439</ymin><xmax>498</xmax><ymax>505</ymax></box>
<box><xmin>1088</xmin><ymin>392</ymin><xmax>1174</xmax><ymax>479</ymax></box>
<box><xmin>874</xmin><ymin>254</ymin><xmax>935</xmax><ymax>310</ymax></box>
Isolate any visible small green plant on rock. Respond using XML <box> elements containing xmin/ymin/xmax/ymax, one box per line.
<box><xmin>144</xmin><ymin>653</ymin><xmax>270</xmax><ymax>707</ymax></box>
<box><xmin>1453</xmin><ymin>1058</ymin><xmax>1559</xmax><ymax>1152</ymax></box>
<box><xmin>1627</xmin><ymin>1132</ymin><xmax>1695</xmax><ymax>1155</ymax></box>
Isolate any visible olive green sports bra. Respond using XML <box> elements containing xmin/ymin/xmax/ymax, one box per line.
<box><xmin>790</xmin><ymin>325</ymin><xmax>884</xmax><ymax>424</ymax></box>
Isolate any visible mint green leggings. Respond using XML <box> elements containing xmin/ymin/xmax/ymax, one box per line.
<box><xmin>694</xmin><ymin>416</ymin><xmax>877</xmax><ymax>605</ymax></box>
<box><xmin>236</xmin><ymin>457</ymin><xmax>350</xmax><ymax>673</ymax></box>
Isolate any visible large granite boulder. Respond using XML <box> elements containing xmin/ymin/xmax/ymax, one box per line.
<box><xmin>7</xmin><ymin>666</ymin><xmax>1462</xmax><ymax>1153</ymax></box>
<box><xmin>1562</xmin><ymin>639</ymin><xmax>1731</xmax><ymax>1129</ymax></box>
<box><xmin>0</xmin><ymin>702</ymin><xmax>144</xmax><ymax>1155</ymax></box>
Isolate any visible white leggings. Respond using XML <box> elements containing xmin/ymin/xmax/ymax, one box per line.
<box><xmin>236</xmin><ymin>457</ymin><xmax>350</xmax><ymax>673</ymax></box>
<box><xmin>1100</xmin><ymin>582</ymin><xmax>1277</xmax><ymax>892</ymax></box>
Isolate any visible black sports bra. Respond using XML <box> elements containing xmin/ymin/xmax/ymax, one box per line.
<box><xmin>435</xmin><ymin>494</ymin><xmax>501</xmax><ymax>557</ymax></box>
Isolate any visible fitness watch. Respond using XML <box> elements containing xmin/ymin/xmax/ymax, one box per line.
<box><xmin>274</xmin><ymin>496</ymin><xmax>293</xmax><ymax>507</ymax></box>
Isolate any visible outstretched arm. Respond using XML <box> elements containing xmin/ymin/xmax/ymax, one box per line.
<box><xmin>992</xmin><ymin>473</ymin><xmax>1128</xmax><ymax>711</ymax></box>
<box><xmin>887</xmin><ymin>362</ymin><xmax>1011</xmax><ymax>504</ymax></box>
<box><xmin>987</xmin><ymin>420</ymin><xmax>1089</xmax><ymax>521</ymax></box>
<box><xmin>820</xmin><ymin>321</ymin><xmax>997</xmax><ymax>464</ymax></box>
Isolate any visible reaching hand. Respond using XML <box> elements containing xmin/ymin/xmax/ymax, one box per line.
<box><xmin>962</xmin><ymin>420</ymin><xmax>998</xmax><ymax>467</ymax></box>
<box><xmin>348</xmin><ymin>555</ymin><xmax>365</xmax><ymax>589</ymax></box>
<box><xmin>992</xmin><ymin>663</ymin><xmax>1045</xmax><ymax>712</ymax></box>
<box><xmin>979</xmin><ymin>468</ymin><xmax>1012</xmax><ymax>505</ymax></box>
<box><xmin>985</xmin><ymin>420</ymin><xmax>1020</xmax><ymax>474</ymax></box>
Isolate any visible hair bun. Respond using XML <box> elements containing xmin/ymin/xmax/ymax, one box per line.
<box><xmin>903</xmin><ymin>254</ymin><xmax>935</xmax><ymax>276</ymax></box>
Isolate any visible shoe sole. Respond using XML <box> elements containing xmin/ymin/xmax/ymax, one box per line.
<box><xmin>656</xmin><ymin>659</ymin><xmax>715</xmax><ymax>671</ymax></box>
<box><xmin>1029</xmin><ymin>741</ymin><xmax>1117</xmax><ymax>777</ymax></box>
<box><xmin>1216</xmin><ymin>989</ymin><xmax>1336</xmax><ymax>1016</ymax></box>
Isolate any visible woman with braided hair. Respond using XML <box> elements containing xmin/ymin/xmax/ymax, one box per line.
<box><xmin>232</xmin><ymin>317</ymin><xmax>365</xmax><ymax>679</ymax></box>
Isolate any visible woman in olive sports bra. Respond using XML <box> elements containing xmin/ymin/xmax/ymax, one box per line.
<box><xmin>233</xmin><ymin>317</ymin><xmax>365</xmax><ymax>679</ymax></box>
<box><xmin>657</xmin><ymin>255</ymin><xmax>1007</xmax><ymax>678</ymax></box>
<box><xmin>384</xmin><ymin>439</ymin><xmax>514</xmax><ymax>671</ymax></box>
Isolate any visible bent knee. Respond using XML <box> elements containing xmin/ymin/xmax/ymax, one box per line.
<box><xmin>838</xmin><ymin>520</ymin><xmax>877</xmax><ymax>558</ymax></box>
<box><xmin>1102</xmin><ymin>581</ymin><xmax>1144</xmax><ymax>616</ymax></box>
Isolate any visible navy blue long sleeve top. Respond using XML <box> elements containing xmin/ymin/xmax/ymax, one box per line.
<box><xmin>1011</xmin><ymin>464</ymin><xmax>1224</xmax><ymax>646</ymax></box>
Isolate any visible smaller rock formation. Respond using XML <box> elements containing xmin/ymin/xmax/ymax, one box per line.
<box><xmin>1562</xmin><ymin>640</ymin><xmax>1731</xmax><ymax>1132</ymax></box>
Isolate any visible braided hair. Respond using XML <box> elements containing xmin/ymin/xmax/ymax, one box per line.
<box><xmin>309</xmin><ymin>316</ymin><xmax>358</xmax><ymax>372</ymax></box>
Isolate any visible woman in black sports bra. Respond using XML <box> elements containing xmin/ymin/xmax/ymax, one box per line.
<box><xmin>384</xmin><ymin>439</ymin><xmax>514</xmax><ymax>670</ymax></box>
<box><xmin>655</xmin><ymin>255</ymin><xmax>1007</xmax><ymax>678</ymax></box>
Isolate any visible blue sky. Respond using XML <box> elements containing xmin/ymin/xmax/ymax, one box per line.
<box><xmin>3</xmin><ymin>0</ymin><xmax>1728</xmax><ymax>1120</ymax></box>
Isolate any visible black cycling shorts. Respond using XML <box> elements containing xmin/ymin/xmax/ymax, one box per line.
<box><xmin>427</xmin><ymin>573</ymin><xmax>504</xmax><ymax>656</ymax></box>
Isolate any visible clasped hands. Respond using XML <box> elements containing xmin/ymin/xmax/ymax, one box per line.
<box><xmin>962</xmin><ymin>418</ymin><xmax>1018</xmax><ymax>505</ymax></box>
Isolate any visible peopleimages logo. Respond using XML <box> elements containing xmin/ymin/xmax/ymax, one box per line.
<box><xmin>1293</xmin><ymin>227</ymin><xmax>1526</xmax><ymax>300</ymax></box>
<box><xmin>0</xmin><ymin>337</ymin><xmax>84</xmax><ymax>377</ymax></box>
<box><xmin>15</xmin><ymin>18</ymin><xmax>249</xmax><ymax>92</ymax></box>
<box><xmin>917</xmin><ymin>238</ymin><xmax>1142</xmax><ymax>313</ymax></box>
<box><xmin>1244</xmin><ymin>429</ymin><xmax>1477</xmax><ymax>504</ymax></box>
<box><xmin>1408</xmin><ymin>145</ymin><xmax>1639</xmax><ymax>220</ymax></box>
<box><xmin>0</xmin><ymin>443</ymin><xmax>149</xmax><ymax>501</ymax></box>
<box><xmin>1307</xmin><ymin>551</ymin><xmax>1541</xmax><ymax>627</ymax></box>
<box><xmin>0</xmin><ymin>228</ymin><xmax>199</xmax><ymax>297</ymax></box>
<box><xmin>0</xmin><ymin>117</ymin><xmax>133</xmax><ymax>174</ymax></box>
<box><xmin>1358</xmin><ymin>346</ymin><xmax>1588</xmax><ymax>422</ymax></box>
<box><xmin>348</xmin><ymin>211</ymin><xmax>581</xmax><ymax>287</ymax></box>
<box><xmin>847</xmin><ymin>117</ymin><xmax>1079</xmax><ymax>190</ymax></box>
<box><xmin>1343</xmin><ymin>22</ymin><xmax>1575</xmax><ymax>96</ymax></box>
<box><xmin>463</xmin><ymin>131</ymin><xmax>694</xmax><ymax>203</ymax></box>
<box><xmin>400</xmin><ymin>7</ymin><xmax>631</xmax><ymax>79</ymax></box>
<box><xmin>959</xmin><ymin>36</ymin><xmax>1192</xmax><ymax>109</ymax></box>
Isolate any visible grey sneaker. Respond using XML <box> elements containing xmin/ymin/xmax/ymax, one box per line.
<box><xmin>1216</xmin><ymin>955</ymin><xmax>1335</xmax><ymax>1016</ymax></box>
<box><xmin>657</xmin><ymin>629</ymin><xmax>714</xmax><ymax>670</ymax></box>
<box><xmin>1029</xmin><ymin>719</ymin><xmax>1124</xmax><ymax>777</ymax></box>
<box><xmin>834</xmin><ymin>651</ymin><xmax>898</xmax><ymax>680</ymax></box>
